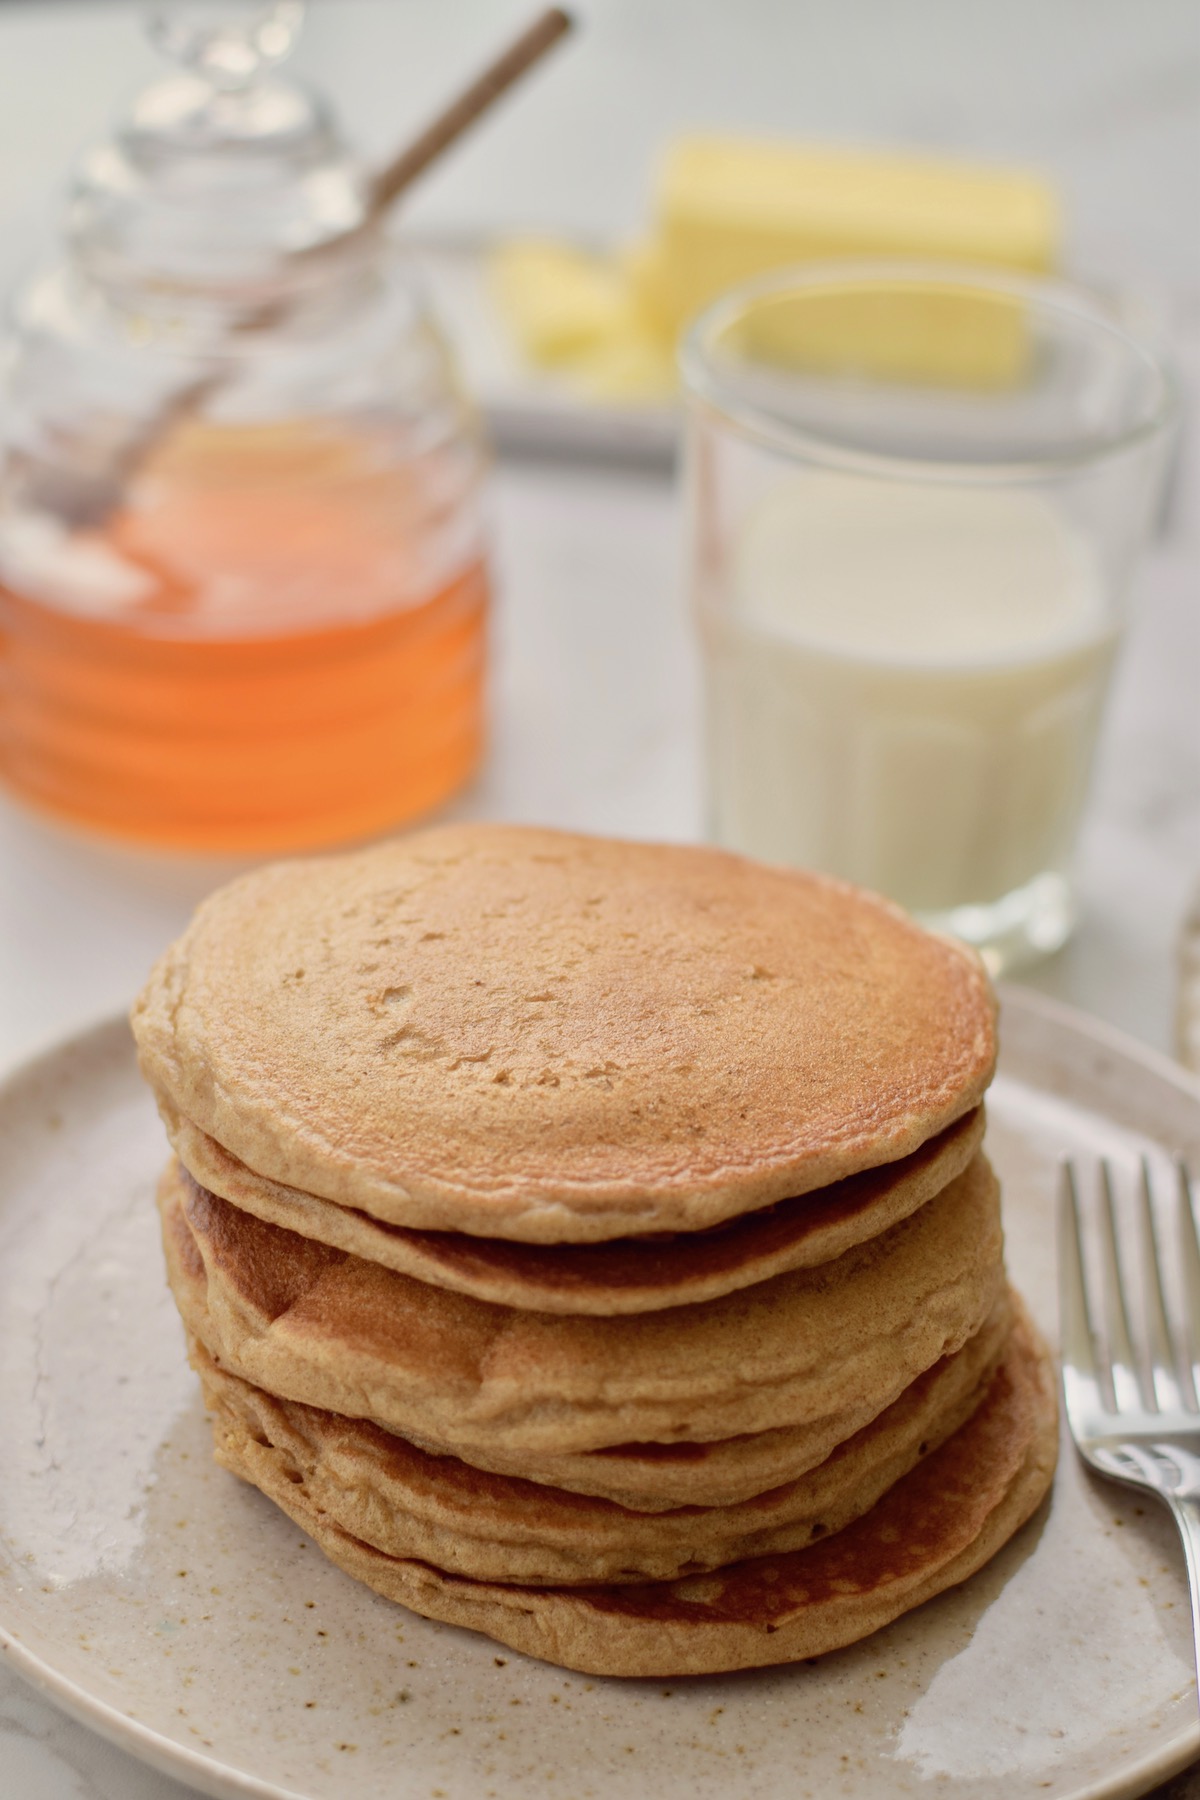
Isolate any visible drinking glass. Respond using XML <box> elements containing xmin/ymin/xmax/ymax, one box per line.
<box><xmin>681</xmin><ymin>263</ymin><xmax>1176</xmax><ymax>974</ymax></box>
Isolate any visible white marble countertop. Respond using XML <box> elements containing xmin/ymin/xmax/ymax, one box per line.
<box><xmin>0</xmin><ymin>2</ymin><xmax>1198</xmax><ymax>1795</ymax></box>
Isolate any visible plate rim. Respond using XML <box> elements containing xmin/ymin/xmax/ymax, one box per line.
<box><xmin>0</xmin><ymin>991</ymin><xmax>1198</xmax><ymax>1800</ymax></box>
<box><xmin>0</xmin><ymin>1636</ymin><xmax>304</xmax><ymax>1800</ymax></box>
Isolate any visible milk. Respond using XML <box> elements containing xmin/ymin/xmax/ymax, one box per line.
<box><xmin>700</xmin><ymin>474</ymin><xmax>1117</xmax><ymax>915</ymax></box>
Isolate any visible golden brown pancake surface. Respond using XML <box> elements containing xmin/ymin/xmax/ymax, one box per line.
<box><xmin>211</xmin><ymin>1299</ymin><xmax>1056</xmax><ymax>1676</ymax></box>
<box><xmin>133</xmin><ymin>824</ymin><xmax>996</xmax><ymax>1242</ymax></box>
<box><xmin>159</xmin><ymin>1150</ymin><xmax>1004</xmax><ymax>1457</ymax></box>
<box><xmin>136</xmin><ymin>823</ymin><xmax>1050</xmax><ymax>1680</ymax></box>
<box><xmin>194</xmin><ymin>1296</ymin><xmax>1008</xmax><ymax>1586</ymax></box>
<box><xmin>166</xmin><ymin>1104</ymin><xmax>984</xmax><ymax>1315</ymax></box>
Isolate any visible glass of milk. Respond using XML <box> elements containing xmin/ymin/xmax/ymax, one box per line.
<box><xmin>681</xmin><ymin>264</ymin><xmax>1176</xmax><ymax>974</ymax></box>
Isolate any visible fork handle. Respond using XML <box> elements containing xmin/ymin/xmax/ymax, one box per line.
<box><xmin>1168</xmin><ymin>1495</ymin><xmax>1200</xmax><ymax>1715</ymax></box>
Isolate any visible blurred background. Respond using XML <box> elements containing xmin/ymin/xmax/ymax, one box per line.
<box><xmin>0</xmin><ymin>0</ymin><xmax>1190</xmax><ymax>995</ymax></box>
<box><xmin>0</xmin><ymin>0</ymin><xmax>1195</xmax><ymax>1063</ymax></box>
<box><xmin>0</xmin><ymin>0</ymin><xmax>1195</xmax><ymax>280</ymax></box>
<box><xmin>0</xmin><ymin>0</ymin><xmax>1194</xmax><ymax>1052</ymax></box>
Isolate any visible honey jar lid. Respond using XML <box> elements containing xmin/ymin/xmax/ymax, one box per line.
<box><xmin>65</xmin><ymin>1</ymin><xmax>370</xmax><ymax>298</ymax></box>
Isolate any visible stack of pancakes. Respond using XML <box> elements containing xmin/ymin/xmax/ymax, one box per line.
<box><xmin>133</xmin><ymin>824</ymin><xmax>1056</xmax><ymax>1678</ymax></box>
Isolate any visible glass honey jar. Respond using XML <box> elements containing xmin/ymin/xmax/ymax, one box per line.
<box><xmin>0</xmin><ymin>3</ymin><xmax>489</xmax><ymax>853</ymax></box>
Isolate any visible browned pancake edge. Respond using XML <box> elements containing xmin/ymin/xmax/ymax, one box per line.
<box><xmin>133</xmin><ymin>823</ymin><xmax>996</xmax><ymax>1241</ymax></box>
<box><xmin>209</xmin><ymin>1297</ymin><xmax>1056</xmax><ymax>1675</ymax></box>
<box><xmin>167</xmin><ymin>1104</ymin><xmax>985</xmax><ymax>1314</ymax></box>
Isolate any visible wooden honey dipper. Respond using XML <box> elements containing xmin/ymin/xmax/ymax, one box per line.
<box><xmin>40</xmin><ymin>7</ymin><xmax>574</xmax><ymax>528</ymax></box>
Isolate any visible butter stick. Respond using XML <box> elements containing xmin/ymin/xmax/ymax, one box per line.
<box><xmin>654</xmin><ymin>136</ymin><xmax>1058</xmax><ymax>330</ymax></box>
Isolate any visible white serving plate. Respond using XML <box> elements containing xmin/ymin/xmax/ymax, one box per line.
<box><xmin>1</xmin><ymin>988</ymin><xmax>1199</xmax><ymax>1800</ymax></box>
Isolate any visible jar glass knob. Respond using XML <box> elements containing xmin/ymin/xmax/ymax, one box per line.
<box><xmin>145</xmin><ymin>1</ymin><xmax>306</xmax><ymax>91</ymax></box>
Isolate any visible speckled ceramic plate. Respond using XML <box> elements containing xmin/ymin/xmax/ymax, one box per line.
<box><xmin>2</xmin><ymin>990</ymin><xmax>1199</xmax><ymax>1800</ymax></box>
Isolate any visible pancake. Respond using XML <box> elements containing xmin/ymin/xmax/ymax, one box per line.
<box><xmin>405</xmin><ymin>1292</ymin><xmax>1014</xmax><ymax>1512</ymax></box>
<box><xmin>210</xmin><ymin>1298</ymin><xmax>1057</xmax><ymax>1675</ymax></box>
<box><xmin>160</xmin><ymin>1149</ymin><xmax>1005</xmax><ymax>1458</ymax></box>
<box><xmin>166</xmin><ymin>1156</ymin><xmax>1003</xmax><ymax>1511</ymax></box>
<box><xmin>132</xmin><ymin>824</ymin><xmax>996</xmax><ymax>1243</ymax></box>
<box><xmin>194</xmin><ymin>1292</ymin><xmax>1009</xmax><ymax>1586</ymax></box>
<box><xmin>165</xmin><ymin>1104</ymin><xmax>984</xmax><ymax>1315</ymax></box>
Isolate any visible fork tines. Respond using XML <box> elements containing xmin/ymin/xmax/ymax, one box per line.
<box><xmin>1059</xmin><ymin>1156</ymin><xmax>1199</xmax><ymax>1423</ymax></box>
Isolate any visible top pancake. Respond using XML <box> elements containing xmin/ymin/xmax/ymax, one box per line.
<box><xmin>132</xmin><ymin>823</ymin><xmax>996</xmax><ymax>1242</ymax></box>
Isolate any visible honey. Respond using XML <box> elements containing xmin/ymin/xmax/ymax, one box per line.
<box><xmin>0</xmin><ymin>10</ymin><xmax>492</xmax><ymax>854</ymax></box>
<box><xmin>0</xmin><ymin>421</ymin><xmax>488</xmax><ymax>852</ymax></box>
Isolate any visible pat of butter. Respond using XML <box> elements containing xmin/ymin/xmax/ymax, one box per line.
<box><xmin>563</xmin><ymin>328</ymin><xmax>677</xmax><ymax>402</ymax></box>
<box><xmin>489</xmin><ymin>239</ymin><xmax>676</xmax><ymax>401</ymax></box>
<box><xmin>655</xmin><ymin>136</ymin><xmax>1058</xmax><ymax>330</ymax></box>
<box><xmin>489</xmin><ymin>240</ymin><xmax>634</xmax><ymax>365</ymax></box>
<box><xmin>488</xmin><ymin>139</ymin><xmax>1059</xmax><ymax>401</ymax></box>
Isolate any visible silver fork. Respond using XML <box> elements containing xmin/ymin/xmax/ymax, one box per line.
<box><xmin>1059</xmin><ymin>1157</ymin><xmax>1200</xmax><ymax>1707</ymax></box>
